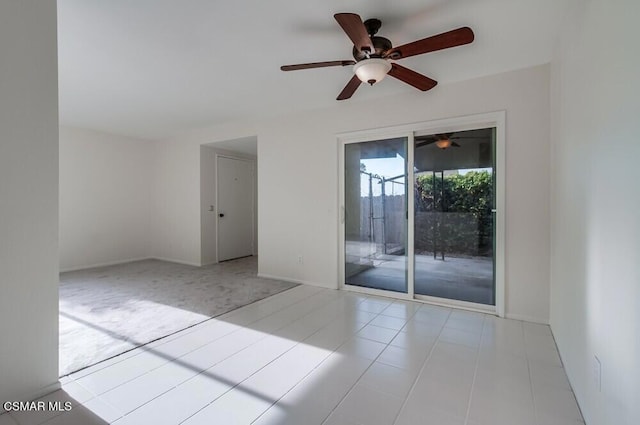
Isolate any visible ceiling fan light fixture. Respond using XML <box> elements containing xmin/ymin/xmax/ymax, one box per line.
<box><xmin>435</xmin><ymin>139</ymin><xmax>452</xmax><ymax>149</ymax></box>
<box><xmin>353</xmin><ymin>58</ymin><xmax>391</xmax><ymax>85</ymax></box>
<box><xmin>281</xmin><ymin>14</ymin><xmax>474</xmax><ymax>100</ymax></box>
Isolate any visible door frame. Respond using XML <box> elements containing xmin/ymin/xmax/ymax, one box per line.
<box><xmin>337</xmin><ymin>111</ymin><xmax>506</xmax><ymax>317</ymax></box>
<box><xmin>215</xmin><ymin>153</ymin><xmax>256</xmax><ymax>263</ymax></box>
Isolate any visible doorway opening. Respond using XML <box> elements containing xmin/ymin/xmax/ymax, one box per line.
<box><xmin>200</xmin><ymin>137</ymin><xmax>258</xmax><ymax>265</ymax></box>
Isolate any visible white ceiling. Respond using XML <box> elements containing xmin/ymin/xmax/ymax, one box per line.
<box><xmin>57</xmin><ymin>0</ymin><xmax>570</xmax><ymax>140</ymax></box>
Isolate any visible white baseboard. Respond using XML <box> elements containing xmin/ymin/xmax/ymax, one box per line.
<box><xmin>151</xmin><ymin>257</ymin><xmax>202</xmax><ymax>267</ymax></box>
<box><xmin>256</xmin><ymin>273</ymin><xmax>335</xmax><ymax>289</ymax></box>
<box><xmin>505</xmin><ymin>313</ymin><xmax>549</xmax><ymax>325</ymax></box>
<box><xmin>60</xmin><ymin>256</ymin><xmax>205</xmax><ymax>273</ymax></box>
<box><xmin>60</xmin><ymin>257</ymin><xmax>153</xmax><ymax>273</ymax></box>
<box><xmin>1</xmin><ymin>381</ymin><xmax>62</xmax><ymax>414</ymax></box>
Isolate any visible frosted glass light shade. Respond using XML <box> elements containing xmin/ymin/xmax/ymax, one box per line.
<box><xmin>435</xmin><ymin>139</ymin><xmax>452</xmax><ymax>149</ymax></box>
<box><xmin>353</xmin><ymin>59</ymin><xmax>392</xmax><ymax>85</ymax></box>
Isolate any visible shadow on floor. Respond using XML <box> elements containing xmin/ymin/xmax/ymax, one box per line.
<box><xmin>59</xmin><ymin>256</ymin><xmax>297</xmax><ymax>376</ymax></box>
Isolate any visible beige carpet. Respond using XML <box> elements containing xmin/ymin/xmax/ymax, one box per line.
<box><xmin>59</xmin><ymin>256</ymin><xmax>297</xmax><ymax>376</ymax></box>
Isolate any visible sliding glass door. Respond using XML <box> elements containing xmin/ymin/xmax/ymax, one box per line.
<box><xmin>343</xmin><ymin>137</ymin><xmax>408</xmax><ymax>293</ymax></box>
<box><xmin>413</xmin><ymin>128</ymin><xmax>496</xmax><ymax>306</ymax></box>
<box><xmin>340</xmin><ymin>116</ymin><xmax>502</xmax><ymax>313</ymax></box>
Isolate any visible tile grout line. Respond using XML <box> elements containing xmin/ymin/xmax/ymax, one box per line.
<box><xmin>462</xmin><ymin>313</ymin><xmax>488</xmax><ymax>425</ymax></box>
<box><xmin>65</xmin><ymin>289</ymin><xmax>337</xmax><ymax>424</ymax></box>
<box><xmin>314</xmin><ymin>302</ymin><xmax>424</xmax><ymax>418</ymax></box>
<box><xmin>524</xmin><ymin>322</ymin><xmax>541</xmax><ymax>425</ymax></box>
<box><xmin>318</xmin><ymin>302</ymin><xmax>399</xmax><ymax>425</ymax></box>
<box><xmin>388</xmin><ymin>307</ymin><xmax>453</xmax><ymax>425</ymax></box>
<box><xmin>61</xmin><ymin>262</ymin><xmax>314</xmax><ymax>377</ymax></box>
<box><xmin>313</xmin><ymin>299</ymin><xmax>426</xmax><ymax>422</ymax></box>
<box><xmin>65</xmin><ymin>284</ymin><xmax>319</xmax><ymax>381</ymax></box>
<box><xmin>124</xmin><ymin>291</ymin><xmax>348</xmax><ymax>421</ymax></box>
<box><xmin>172</xmin><ymin>292</ymin><xmax>372</xmax><ymax>424</ymax></box>
<box><xmin>249</xmin><ymin>295</ymin><xmax>379</xmax><ymax>424</ymax></box>
<box><xmin>341</xmin><ymin>305</ymin><xmax>423</xmax><ymax>402</ymax></box>
<box><xmin>177</xmin><ymin>293</ymin><xmax>372</xmax><ymax>424</ymax></box>
<box><xmin>546</xmin><ymin>325</ymin><xmax>586</xmax><ymax>424</ymax></box>
<box><xmin>72</xmin><ymin>287</ymin><xmax>327</xmax><ymax>392</ymax></box>
<box><xmin>61</xmin><ymin>283</ymin><xmax>308</xmax><ymax>381</ymax></box>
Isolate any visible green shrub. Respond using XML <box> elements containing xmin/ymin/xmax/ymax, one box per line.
<box><xmin>415</xmin><ymin>171</ymin><xmax>493</xmax><ymax>257</ymax></box>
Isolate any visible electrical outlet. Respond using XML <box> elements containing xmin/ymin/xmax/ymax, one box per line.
<box><xmin>593</xmin><ymin>355</ymin><xmax>601</xmax><ymax>392</ymax></box>
<box><xmin>297</xmin><ymin>256</ymin><xmax>304</xmax><ymax>265</ymax></box>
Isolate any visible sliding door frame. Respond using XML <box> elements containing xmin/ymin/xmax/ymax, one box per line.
<box><xmin>337</xmin><ymin>111</ymin><xmax>506</xmax><ymax>317</ymax></box>
<box><xmin>338</xmin><ymin>130</ymin><xmax>415</xmax><ymax>301</ymax></box>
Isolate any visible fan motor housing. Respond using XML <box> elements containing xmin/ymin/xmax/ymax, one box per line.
<box><xmin>352</xmin><ymin>36</ymin><xmax>392</xmax><ymax>61</ymax></box>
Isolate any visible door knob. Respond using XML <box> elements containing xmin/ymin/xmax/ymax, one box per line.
<box><xmin>219</xmin><ymin>213</ymin><xmax>225</xmax><ymax>217</ymax></box>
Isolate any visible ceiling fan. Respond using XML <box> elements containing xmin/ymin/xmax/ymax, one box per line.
<box><xmin>280</xmin><ymin>13</ymin><xmax>474</xmax><ymax>100</ymax></box>
<box><xmin>415</xmin><ymin>132</ymin><xmax>486</xmax><ymax>149</ymax></box>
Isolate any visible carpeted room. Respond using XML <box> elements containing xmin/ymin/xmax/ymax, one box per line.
<box><xmin>59</xmin><ymin>258</ymin><xmax>296</xmax><ymax>375</ymax></box>
<box><xmin>58</xmin><ymin>127</ymin><xmax>292</xmax><ymax>375</ymax></box>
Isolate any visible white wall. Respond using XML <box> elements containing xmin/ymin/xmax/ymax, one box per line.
<box><xmin>200</xmin><ymin>145</ymin><xmax>257</xmax><ymax>265</ymax></box>
<box><xmin>59</xmin><ymin>127</ymin><xmax>155</xmax><ymax>271</ymax></box>
<box><xmin>550</xmin><ymin>1</ymin><xmax>640</xmax><ymax>424</ymax></box>
<box><xmin>151</xmin><ymin>135</ymin><xmax>204</xmax><ymax>266</ymax></box>
<box><xmin>155</xmin><ymin>64</ymin><xmax>552</xmax><ymax>323</ymax></box>
<box><xmin>0</xmin><ymin>0</ymin><xmax>59</xmax><ymax>403</ymax></box>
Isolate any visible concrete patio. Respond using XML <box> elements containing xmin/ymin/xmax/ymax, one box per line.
<box><xmin>346</xmin><ymin>254</ymin><xmax>494</xmax><ymax>305</ymax></box>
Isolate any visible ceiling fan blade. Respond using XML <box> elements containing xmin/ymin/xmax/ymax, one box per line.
<box><xmin>415</xmin><ymin>135</ymin><xmax>437</xmax><ymax>147</ymax></box>
<box><xmin>280</xmin><ymin>60</ymin><xmax>355</xmax><ymax>71</ymax></box>
<box><xmin>384</xmin><ymin>27</ymin><xmax>474</xmax><ymax>59</ymax></box>
<box><xmin>415</xmin><ymin>136</ymin><xmax>436</xmax><ymax>142</ymax></box>
<box><xmin>388</xmin><ymin>63</ymin><xmax>437</xmax><ymax>91</ymax></box>
<box><xmin>416</xmin><ymin>139</ymin><xmax>436</xmax><ymax>148</ymax></box>
<box><xmin>452</xmin><ymin>141</ymin><xmax>461</xmax><ymax>147</ymax></box>
<box><xmin>337</xmin><ymin>75</ymin><xmax>362</xmax><ymax>100</ymax></box>
<box><xmin>334</xmin><ymin>13</ymin><xmax>374</xmax><ymax>53</ymax></box>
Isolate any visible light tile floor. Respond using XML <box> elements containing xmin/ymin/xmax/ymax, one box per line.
<box><xmin>1</xmin><ymin>286</ymin><xmax>584</xmax><ymax>425</ymax></box>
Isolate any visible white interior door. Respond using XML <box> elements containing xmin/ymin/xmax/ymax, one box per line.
<box><xmin>217</xmin><ymin>156</ymin><xmax>254</xmax><ymax>262</ymax></box>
